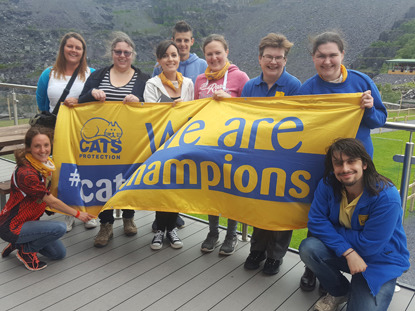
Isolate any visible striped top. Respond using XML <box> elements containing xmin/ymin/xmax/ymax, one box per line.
<box><xmin>98</xmin><ymin>70</ymin><xmax>138</xmax><ymax>101</ymax></box>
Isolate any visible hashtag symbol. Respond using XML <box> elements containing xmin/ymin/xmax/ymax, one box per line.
<box><xmin>68</xmin><ymin>169</ymin><xmax>81</xmax><ymax>187</ymax></box>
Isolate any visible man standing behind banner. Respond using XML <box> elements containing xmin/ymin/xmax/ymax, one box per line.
<box><xmin>152</xmin><ymin>21</ymin><xmax>207</xmax><ymax>84</ymax></box>
<box><xmin>241</xmin><ymin>33</ymin><xmax>301</xmax><ymax>275</ymax></box>
<box><xmin>299</xmin><ymin>138</ymin><xmax>409</xmax><ymax>311</ymax></box>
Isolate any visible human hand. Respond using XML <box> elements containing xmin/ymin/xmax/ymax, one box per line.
<box><xmin>123</xmin><ymin>94</ymin><xmax>140</xmax><ymax>104</ymax></box>
<box><xmin>213</xmin><ymin>90</ymin><xmax>231</xmax><ymax>100</ymax></box>
<box><xmin>172</xmin><ymin>97</ymin><xmax>182</xmax><ymax>107</ymax></box>
<box><xmin>361</xmin><ymin>90</ymin><xmax>374</xmax><ymax>109</ymax></box>
<box><xmin>63</xmin><ymin>97</ymin><xmax>78</xmax><ymax>107</ymax></box>
<box><xmin>345</xmin><ymin>250</ymin><xmax>367</xmax><ymax>274</ymax></box>
<box><xmin>77</xmin><ymin>211</ymin><xmax>95</xmax><ymax>223</ymax></box>
<box><xmin>91</xmin><ymin>89</ymin><xmax>106</xmax><ymax>102</ymax></box>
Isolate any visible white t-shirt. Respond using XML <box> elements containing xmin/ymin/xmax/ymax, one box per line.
<box><xmin>47</xmin><ymin>68</ymin><xmax>91</xmax><ymax>112</ymax></box>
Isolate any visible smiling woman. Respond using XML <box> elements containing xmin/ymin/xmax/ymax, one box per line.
<box><xmin>78</xmin><ymin>31</ymin><xmax>150</xmax><ymax>248</ymax></box>
<box><xmin>0</xmin><ymin>126</ymin><xmax>94</xmax><ymax>271</ymax></box>
<box><xmin>297</xmin><ymin>31</ymin><xmax>388</xmax><ymax>294</ymax></box>
<box><xmin>194</xmin><ymin>34</ymin><xmax>249</xmax><ymax>256</ymax></box>
<box><xmin>36</xmin><ymin>32</ymin><xmax>95</xmax><ymax>112</ymax></box>
<box><xmin>143</xmin><ymin>40</ymin><xmax>194</xmax><ymax>250</ymax></box>
<box><xmin>35</xmin><ymin>32</ymin><xmax>97</xmax><ymax>231</ymax></box>
<box><xmin>194</xmin><ymin>34</ymin><xmax>249</xmax><ymax>101</ymax></box>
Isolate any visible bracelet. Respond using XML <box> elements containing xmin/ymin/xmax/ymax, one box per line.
<box><xmin>345</xmin><ymin>249</ymin><xmax>355</xmax><ymax>257</ymax></box>
<box><xmin>75</xmin><ymin>210</ymin><xmax>80</xmax><ymax>218</ymax></box>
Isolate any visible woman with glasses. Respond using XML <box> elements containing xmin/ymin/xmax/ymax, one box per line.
<box><xmin>144</xmin><ymin>40</ymin><xmax>194</xmax><ymax>250</ymax></box>
<box><xmin>36</xmin><ymin>32</ymin><xmax>96</xmax><ymax>232</ymax></box>
<box><xmin>194</xmin><ymin>34</ymin><xmax>249</xmax><ymax>256</ymax></box>
<box><xmin>79</xmin><ymin>31</ymin><xmax>149</xmax><ymax>248</ymax></box>
<box><xmin>297</xmin><ymin>31</ymin><xmax>387</xmax><ymax>294</ymax></box>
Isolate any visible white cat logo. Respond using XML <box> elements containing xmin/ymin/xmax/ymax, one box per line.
<box><xmin>80</xmin><ymin>118</ymin><xmax>123</xmax><ymax>142</ymax></box>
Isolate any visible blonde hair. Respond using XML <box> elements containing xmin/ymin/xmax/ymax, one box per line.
<box><xmin>259</xmin><ymin>33</ymin><xmax>293</xmax><ymax>57</ymax></box>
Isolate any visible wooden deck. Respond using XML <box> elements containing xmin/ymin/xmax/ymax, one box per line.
<box><xmin>0</xmin><ymin>211</ymin><xmax>414</xmax><ymax>311</ymax></box>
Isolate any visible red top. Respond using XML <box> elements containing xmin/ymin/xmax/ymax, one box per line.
<box><xmin>0</xmin><ymin>161</ymin><xmax>50</xmax><ymax>244</ymax></box>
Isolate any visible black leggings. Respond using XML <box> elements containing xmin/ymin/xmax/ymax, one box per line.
<box><xmin>156</xmin><ymin>212</ymin><xmax>178</xmax><ymax>232</ymax></box>
<box><xmin>99</xmin><ymin>209</ymin><xmax>135</xmax><ymax>224</ymax></box>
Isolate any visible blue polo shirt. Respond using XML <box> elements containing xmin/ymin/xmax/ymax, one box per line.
<box><xmin>241</xmin><ymin>68</ymin><xmax>301</xmax><ymax>97</ymax></box>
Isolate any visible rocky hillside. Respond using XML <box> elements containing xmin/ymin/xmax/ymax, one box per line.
<box><xmin>0</xmin><ymin>0</ymin><xmax>414</xmax><ymax>84</ymax></box>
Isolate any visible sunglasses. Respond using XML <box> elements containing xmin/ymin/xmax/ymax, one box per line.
<box><xmin>113</xmin><ymin>50</ymin><xmax>133</xmax><ymax>57</ymax></box>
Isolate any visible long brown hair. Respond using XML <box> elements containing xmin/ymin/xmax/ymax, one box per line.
<box><xmin>323</xmin><ymin>138</ymin><xmax>393</xmax><ymax>198</ymax></box>
<box><xmin>14</xmin><ymin>126</ymin><xmax>54</xmax><ymax>166</ymax></box>
<box><xmin>52</xmin><ymin>32</ymin><xmax>88</xmax><ymax>81</ymax></box>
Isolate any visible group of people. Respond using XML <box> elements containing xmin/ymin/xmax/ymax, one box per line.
<box><xmin>0</xmin><ymin>20</ymin><xmax>410</xmax><ymax>311</ymax></box>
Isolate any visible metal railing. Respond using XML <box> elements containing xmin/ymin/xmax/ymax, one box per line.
<box><xmin>0</xmin><ymin>82</ymin><xmax>37</xmax><ymax>125</ymax></box>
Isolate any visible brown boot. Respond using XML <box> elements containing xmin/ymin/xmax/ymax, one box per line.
<box><xmin>123</xmin><ymin>217</ymin><xmax>137</xmax><ymax>236</ymax></box>
<box><xmin>94</xmin><ymin>223</ymin><xmax>113</xmax><ymax>248</ymax></box>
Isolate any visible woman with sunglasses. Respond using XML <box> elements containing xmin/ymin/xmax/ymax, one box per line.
<box><xmin>79</xmin><ymin>31</ymin><xmax>149</xmax><ymax>248</ymax></box>
<box><xmin>36</xmin><ymin>32</ymin><xmax>96</xmax><ymax>232</ymax></box>
<box><xmin>194</xmin><ymin>34</ymin><xmax>249</xmax><ymax>256</ymax></box>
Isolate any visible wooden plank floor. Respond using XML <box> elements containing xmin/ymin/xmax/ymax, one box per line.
<box><xmin>0</xmin><ymin>211</ymin><xmax>414</xmax><ymax>311</ymax></box>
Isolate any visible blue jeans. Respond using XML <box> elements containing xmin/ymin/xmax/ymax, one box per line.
<box><xmin>16</xmin><ymin>220</ymin><xmax>67</xmax><ymax>260</ymax></box>
<box><xmin>299</xmin><ymin>237</ymin><xmax>396</xmax><ymax>311</ymax></box>
<box><xmin>208</xmin><ymin>215</ymin><xmax>237</xmax><ymax>237</ymax></box>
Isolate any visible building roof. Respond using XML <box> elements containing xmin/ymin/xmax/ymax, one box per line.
<box><xmin>386</xmin><ymin>59</ymin><xmax>415</xmax><ymax>64</ymax></box>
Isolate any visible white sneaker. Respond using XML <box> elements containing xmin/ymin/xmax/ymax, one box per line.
<box><xmin>84</xmin><ymin>218</ymin><xmax>98</xmax><ymax>229</ymax></box>
<box><xmin>314</xmin><ymin>293</ymin><xmax>348</xmax><ymax>311</ymax></box>
<box><xmin>65</xmin><ymin>215</ymin><xmax>75</xmax><ymax>232</ymax></box>
<box><xmin>151</xmin><ymin>230</ymin><xmax>164</xmax><ymax>250</ymax></box>
<box><xmin>167</xmin><ymin>228</ymin><xmax>183</xmax><ymax>249</ymax></box>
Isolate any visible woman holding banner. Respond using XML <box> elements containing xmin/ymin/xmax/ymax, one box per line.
<box><xmin>144</xmin><ymin>40</ymin><xmax>194</xmax><ymax>250</ymax></box>
<box><xmin>194</xmin><ymin>34</ymin><xmax>249</xmax><ymax>255</ymax></box>
<box><xmin>79</xmin><ymin>31</ymin><xmax>149</xmax><ymax>248</ymax></box>
<box><xmin>0</xmin><ymin>126</ymin><xmax>94</xmax><ymax>271</ymax></box>
<box><xmin>297</xmin><ymin>31</ymin><xmax>387</xmax><ymax>293</ymax></box>
<box><xmin>36</xmin><ymin>32</ymin><xmax>96</xmax><ymax>232</ymax></box>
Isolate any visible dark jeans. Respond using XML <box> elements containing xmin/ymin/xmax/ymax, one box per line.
<box><xmin>16</xmin><ymin>220</ymin><xmax>66</xmax><ymax>259</ymax></box>
<box><xmin>250</xmin><ymin>227</ymin><xmax>292</xmax><ymax>259</ymax></box>
<box><xmin>99</xmin><ymin>209</ymin><xmax>134</xmax><ymax>224</ymax></box>
<box><xmin>299</xmin><ymin>237</ymin><xmax>396</xmax><ymax>311</ymax></box>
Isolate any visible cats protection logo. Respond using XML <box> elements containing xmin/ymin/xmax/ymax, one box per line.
<box><xmin>79</xmin><ymin>117</ymin><xmax>123</xmax><ymax>159</ymax></box>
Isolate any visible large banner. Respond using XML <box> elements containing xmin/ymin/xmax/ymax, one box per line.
<box><xmin>52</xmin><ymin>94</ymin><xmax>364</xmax><ymax>230</ymax></box>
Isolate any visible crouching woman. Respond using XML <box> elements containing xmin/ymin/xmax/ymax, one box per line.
<box><xmin>0</xmin><ymin>126</ymin><xmax>94</xmax><ymax>271</ymax></box>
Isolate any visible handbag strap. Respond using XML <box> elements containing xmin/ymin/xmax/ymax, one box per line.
<box><xmin>51</xmin><ymin>65</ymin><xmax>81</xmax><ymax>115</ymax></box>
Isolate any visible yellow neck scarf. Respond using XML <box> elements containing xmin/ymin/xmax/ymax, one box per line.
<box><xmin>204</xmin><ymin>61</ymin><xmax>230</xmax><ymax>81</ymax></box>
<box><xmin>159</xmin><ymin>71</ymin><xmax>183</xmax><ymax>91</ymax></box>
<box><xmin>25</xmin><ymin>153</ymin><xmax>56</xmax><ymax>181</ymax></box>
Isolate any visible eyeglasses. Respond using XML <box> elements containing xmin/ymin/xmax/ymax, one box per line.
<box><xmin>113</xmin><ymin>50</ymin><xmax>133</xmax><ymax>57</ymax></box>
<box><xmin>262</xmin><ymin>54</ymin><xmax>285</xmax><ymax>63</ymax></box>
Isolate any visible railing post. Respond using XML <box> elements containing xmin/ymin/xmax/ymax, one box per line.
<box><xmin>11</xmin><ymin>89</ymin><xmax>19</xmax><ymax>125</ymax></box>
<box><xmin>241</xmin><ymin>223</ymin><xmax>249</xmax><ymax>241</ymax></box>
<box><xmin>400</xmin><ymin>140</ymin><xmax>414</xmax><ymax>222</ymax></box>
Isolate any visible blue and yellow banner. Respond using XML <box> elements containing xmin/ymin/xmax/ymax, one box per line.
<box><xmin>52</xmin><ymin>94</ymin><xmax>363</xmax><ymax>230</ymax></box>
<box><xmin>51</xmin><ymin>100</ymin><xmax>209</xmax><ymax>215</ymax></box>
